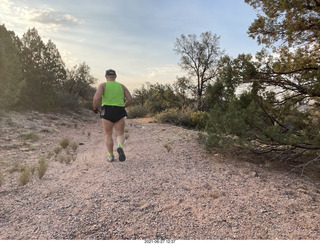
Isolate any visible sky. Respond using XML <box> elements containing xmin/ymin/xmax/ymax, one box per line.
<box><xmin>0</xmin><ymin>0</ymin><xmax>262</xmax><ymax>91</ymax></box>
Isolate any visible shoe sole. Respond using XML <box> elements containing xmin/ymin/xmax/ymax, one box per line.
<box><xmin>117</xmin><ymin>147</ymin><xmax>126</xmax><ymax>162</ymax></box>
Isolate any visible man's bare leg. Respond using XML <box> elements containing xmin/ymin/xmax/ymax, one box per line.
<box><xmin>114</xmin><ymin>118</ymin><xmax>126</xmax><ymax>161</ymax></box>
<box><xmin>114</xmin><ymin>117</ymin><xmax>125</xmax><ymax>146</ymax></box>
<box><xmin>101</xmin><ymin>119</ymin><xmax>114</xmax><ymax>158</ymax></box>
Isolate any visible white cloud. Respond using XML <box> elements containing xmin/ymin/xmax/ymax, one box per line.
<box><xmin>147</xmin><ymin>65</ymin><xmax>181</xmax><ymax>79</ymax></box>
<box><xmin>0</xmin><ymin>0</ymin><xmax>12</xmax><ymax>9</ymax></box>
<box><xmin>0</xmin><ymin>0</ymin><xmax>84</xmax><ymax>36</ymax></box>
<box><xmin>29</xmin><ymin>10</ymin><xmax>84</xmax><ymax>26</ymax></box>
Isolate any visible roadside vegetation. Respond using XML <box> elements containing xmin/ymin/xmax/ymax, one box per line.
<box><xmin>53</xmin><ymin>137</ymin><xmax>78</xmax><ymax>164</ymax></box>
<box><xmin>1</xmin><ymin>0</ymin><xmax>319</xmax><ymax>176</ymax></box>
<box><xmin>0</xmin><ymin>26</ymin><xmax>95</xmax><ymax>112</ymax></box>
<box><xmin>127</xmin><ymin>1</ymin><xmax>320</xmax><ymax>175</ymax></box>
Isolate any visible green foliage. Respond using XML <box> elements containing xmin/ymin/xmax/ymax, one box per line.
<box><xmin>145</xmin><ymin>83</ymin><xmax>180</xmax><ymax>114</ymax></box>
<box><xmin>245</xmin><ymin>0</ymin><xmax>320</xmax><ymax>104</ymax></box>
<box><xmin>203</xmin><ymin>1</ymin><xmax>320</xmax><ymax>168</ymax></box>
<box><xmin>0</xmin><ymin>26</ymin><xmax>96</xmax><ymax>111</ymax></box>
<box><xmin>173</xmin><ymin>77</ymin><xmax>195</xmax><ymax>108</ymax></box>
<box><xmin>133</xmin><ymin>83</ymin><xmax>183</xmax><ymax>115</ymax></box>
<box><xmin>17</xmin><ymin>28</ymin><xmax>56</xmax><ymax>111</ymax></box>
<box><xmin>190</xmin><ymin>111</ymin><xmax>209</xmax><ymax>130</ymax></box>
<box><xmin>64</xmin><ymin>63</ymin><xmax>97</xmax><ymax>107</ymax></box>
<box><xmin>174</xmin><ymin>31</ymin><xmax>224</xmax><ymax>110</ymax></box>
<box><xmin>132</xmin><ymin>82</ymin><xmax>209</xmax><ymax>129</ymax></box>
<box><xmin>0</xmin><ymin>25</ymin><xmax>25</xmax><ymax>109</ymax></box>
<box><xmin>132</xmin><ymin>84</ymin><xmax>149</xmax><ymax>106</ymax></box>
<box><xmin>127</xmin><ymin>105</ymin><xmax>149</xmax><ymax>118</ymax></box>
<box><xmin>245</xmin><ymin>0</ymin><xmax>320</xmax><ymax>47</ymax></box>
<box><xmin>206</xmin><ymin>85</ymin><xmax>320</xmax><ymax>162</ymax></box>
<box><xmin>54</xmin><ymin>92</ymin><xmax>81</xmax><ymax>110</ymax></box>
<box><xmin>155</xmin><ymin>107</ymin><xmax>193</xmax><ymax>127</ymax></box>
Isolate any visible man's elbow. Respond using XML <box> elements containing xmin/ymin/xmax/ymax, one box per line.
<box><xmin>125</xmin><ymin>97</ymin><xmax>133</xmax><ymax>107</ymax></box>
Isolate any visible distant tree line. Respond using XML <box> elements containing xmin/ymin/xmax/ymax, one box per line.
<box><xmin>0</xmin><ymin>25</ymin><xmax>96</xmax><ymax>112</ymax></box>
<box><xmin>128</xmin><ymin>0</ymin><xmax>320</xmax><ymax>171</ymax></box>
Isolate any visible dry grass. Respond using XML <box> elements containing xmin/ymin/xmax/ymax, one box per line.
<box><xmin>0</xmin><ymin>171</ymin><xmax>4</xmax><ymax>187</ymax></box>
<box><xmin>58</xmin><ymin>153</ymin><xmax>72</xmax><ymax>164</ymax></box>
<box><xmin>18</xmin><ymin>168</ymin><xmax>31</xmax><ymax>186</ymax></box>
<box><xmin>164</xmin><ymin>142</ymin><xmax>172</xmax><ymax>152</ymax></box>
<box><xmin>53</xmin><ymin>146</ymin><xmax>62</xmax><ymax>155</ymax></box>
<box><xmin>18</xmin><ymin>132</ymin><xmax>40</xmax><ymax>142</ymax></box>
<box><xmin>38</xmin><ymin>157</ymin><xmax>48</xmax><ymax>179</ymax></box>
<box><xmin>9</xmin><ymin>162</ymin><xmax>26</xmax><ymax>173</ymax></box>
<box><xmin>55</xmin><ymin>138</ymin><xmax>78</xmax><ymax>164</ymax></box>
<box><xmin>71</xmin><ymin>141</ymin><xmax>78</xmax><ymax>152</ymax></box>
<box><xmin>60</xmin><ymin>137</ymin><xmax>70</xmax><ymax>149</ymax></box>
<box><xmin>125</xmin><ymin>127</ymin><xmax>130</xmax><ymax>140</ymax></box>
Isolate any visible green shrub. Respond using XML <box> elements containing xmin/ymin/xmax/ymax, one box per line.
<box><xmin>127</xmin><ymin>105</ymin><xmax>149</xmax><ymax>118</ymax></box>
<box><xmin>54</xmin><ymin>92</ymin><xmax>80</xmax><ymax>110</ymax></box>
<box><xmin>190</xmin><ymin>111</ymin><xmax>209</xmax><ymax>130</ymax></box>
<box><xmin>156</xmin><ymin>107</ymin><xmax>193</xmax><ymax>127</ymax></box>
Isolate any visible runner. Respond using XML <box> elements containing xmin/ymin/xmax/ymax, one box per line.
<box><xmin>92</xmin><ymin>69</ymin><xmax>133</xmax><ymax>162</ymax></box>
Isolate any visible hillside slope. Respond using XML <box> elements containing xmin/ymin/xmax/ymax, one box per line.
<box><xmin>0</xmin><ymin>111</ymin><xmax>319</xmax><ymax>239</ymax></box>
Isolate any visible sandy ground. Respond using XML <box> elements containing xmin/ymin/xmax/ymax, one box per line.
<box><xmin>0</xmin><ymin>111</ymin><xmax>319</xmax><ymax>240</ymax></box>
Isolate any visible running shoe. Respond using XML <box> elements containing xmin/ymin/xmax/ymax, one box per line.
<box><xmin>117</xmin><ymin>146</ymin><xmax>126</xmax><ymax>162</ymax></box>
<box><xmin>107</xmin><ymin>155</ymin><xmax>114</xmax><ymax>162</ymax></box>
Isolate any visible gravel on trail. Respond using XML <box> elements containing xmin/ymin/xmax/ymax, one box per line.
<box><xmin>0</xmin><ymin>111</ymin><xmax>319</xmax><ymax>240</ymax></box>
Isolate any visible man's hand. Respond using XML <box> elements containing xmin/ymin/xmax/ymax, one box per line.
<box><xmin>92</xmin><ymin>106</ymin><xmax>99</xmax><ymax>114</ymax></box>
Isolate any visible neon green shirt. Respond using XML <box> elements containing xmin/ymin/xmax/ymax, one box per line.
<box><xmin>102</xmin><ymin>81</ymin><xmax>125</xmax><ymax>107</ymax></box>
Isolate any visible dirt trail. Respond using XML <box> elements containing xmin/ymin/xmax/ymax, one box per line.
<box><xmin>0</xmin><ymin>111</ymin><xmax>319</xmax><ymax>240</ymax></box>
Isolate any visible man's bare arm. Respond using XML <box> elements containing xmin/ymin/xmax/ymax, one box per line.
<box><xmin>122</xmin><ymin>85</ymin><xmax>133</xmax><ymax>108</ymax></box>
<box><xmin>92</xmin><ymin>83</ymin><xmax>105</xmax><ymax>109</ymax></box>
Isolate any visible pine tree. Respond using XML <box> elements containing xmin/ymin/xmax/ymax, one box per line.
<box><xmin>0</xmin><ymin>25</ymin><xmax>24</xmax><ymax>109</ymax></box>
<box><xmin>43</xmin><ymin>39</ymin><xmax>67</xmax><ymax>90</ymax></box>
<box><xmin>206</xmin><ymin>0</ymin><xmax>320</xmax><ymax>169</ymax></box>
<box><xmin>18</xmin><ymin>28</ymin><xmax>68</xmax><ymax>111</ymax></box>
<box><xmin>18</xmin><ymin>28</ymin><xmax>54</xmax><ymax>111</ymax></box>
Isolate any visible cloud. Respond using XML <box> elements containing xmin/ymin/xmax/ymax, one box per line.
<box><xmin>0</xmin><ymin>0</ymin><xmax>84</xmax><ymax>36</ymax></box>
<box><xmin>147</xmin><ymin>65</ymin><xmax>181</xmax><ymax>78</ymax></box>
<box><xmin>29</xmin><ymin>9</ymin><xmax>84</xmax><ymax>26</ymax></box>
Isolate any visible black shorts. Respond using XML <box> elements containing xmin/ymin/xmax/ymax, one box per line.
<box><xmin>100</xmin><ymin>105</ymin><xmax>127</xmax><ymax>123</ymax></box>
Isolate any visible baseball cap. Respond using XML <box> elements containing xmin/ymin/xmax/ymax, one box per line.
<box><xmin>106</xmin><ymin>69</ymin><xmax>116</xmax><ymax>76</ymax></box>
